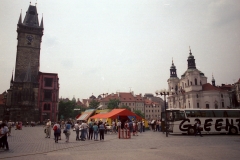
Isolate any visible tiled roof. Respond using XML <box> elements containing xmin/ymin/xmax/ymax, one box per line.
<box><xmin>202</xmin><ymin>83</ymin><xmax>226</xmax><ymax>92</ymax></box>
<box><xmin>145</xmin><ymin>99</ymin><xmax>159</xmax><ymax>105</ymax></box>
<box><xmin>100</xmin><ymin>92</ymin><xmax>144</xmax><ymax>102</ymax></box>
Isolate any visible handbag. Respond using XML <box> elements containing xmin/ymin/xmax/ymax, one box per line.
<box><xmin>63</xmin><ymin>129</ymin><xmax>67</xmax><ymax>134</ymax></box>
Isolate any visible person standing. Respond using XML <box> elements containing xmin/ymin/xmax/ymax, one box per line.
<box><xmin>7</xmin><ymin>120</ymin><xmax>12</xmax><ymax>136</ymax></box>
<box><xmin>45</xmin><ymin>119</ymin><xmax>51</xmax><ymax>138</ymax></box>
<box><xmin>88</xmin><ymin>119</ymin><xmax>94</xmax><ymax>140</ymax></box>
<box><xmin>93</xmin><ymin>122</ymin><xmax>99</xmax><ymax>141</ymax></box>
<box><xmin>64</xmin><ymin>121</ymin><xmax>71</xmax><ymax>142</ymax></box>
<box><xmin>74</xmin><ymin>121</ymin><xmax>80</xmax><ymax>141</ymax></box>
<box><xmin>0</xmin><ymin>123</ymin><xmax>9</xmax><ymax>151</ymax></box>
<box><xmin>99</xmin><ymin>122</ymin><xmax>105</xmax><ymax>141</ymax></box>
<box><xmin>195</xmin><ymin>121</ymin><xmax>203</xmax><ymax>137</ymax></box>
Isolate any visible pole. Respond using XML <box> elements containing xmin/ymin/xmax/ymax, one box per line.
<box><xmin>164</xmin><ymin>95</ymin><xmax>168</xmax><ymax>137</ymax></box>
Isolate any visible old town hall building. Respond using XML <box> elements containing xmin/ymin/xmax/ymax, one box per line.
<box><xmin>5</xmin><ymin>4</ymin><xmax>59</xmax><ymax>123</ymax></box>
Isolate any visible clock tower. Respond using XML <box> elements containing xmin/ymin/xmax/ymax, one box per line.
<box><xmin>15</xmin><ymin>5</ymin><xmax>44</xmax><ymax>83</ymax></box>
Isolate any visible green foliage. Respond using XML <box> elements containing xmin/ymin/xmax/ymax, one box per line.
<box><xmin>58</xmin><ymin>100</ymin><xmax>76</xmax><ymax>120</ymax></box>
<box><xmin>107</xmin><ymin>98</ymin><xmax>121</xmax><ymax>109</ymax></box>
<box><xmin>134</xmin><ymin>110</ymin><xmax>145</xmax><ymax>118</ymax></box>
<box><xmin>119</xmin><ymin>105</ymin><xmax>131</xmax><ymax>111</ymax></box>
<box><xmin>89</xmin><ymin>99</ymin><xmax>100</xmax><ymax>109</ymax></box>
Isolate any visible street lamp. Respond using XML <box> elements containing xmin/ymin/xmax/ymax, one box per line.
<box><xmin>156</xmin><ymin>89</ymin><xmax>170</xmax><ymax>137</ymax></box>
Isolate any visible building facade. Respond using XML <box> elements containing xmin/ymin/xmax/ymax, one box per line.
<box><xmin>38</xmin><ymin>72</ymin><xmax>59</xmax><ymax>122</ymax></box>
<box><xmin>167</xmin><ymin>49</ymin><xmax>230</xmax><ymax>109</ymax></box>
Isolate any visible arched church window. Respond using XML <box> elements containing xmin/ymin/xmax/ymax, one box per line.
<box><xmin>188</xmin><ymin>80</ymin><xmax>189</xmax><ymax>86</ymax></box>
<box><xmin>195</xmin><ymin>78</ymin><xmax>197</xmax><ymax>85</ymax></box>
<box><xmin>190</xmin><ymin>81</ymin><xmax>192</xmax><ymax>85</ymax></box>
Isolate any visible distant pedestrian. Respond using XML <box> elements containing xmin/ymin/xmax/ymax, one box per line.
<box><xmin>99</xmin><ymin>122</ymin><xmax>105</xmax><ymax>141</ymax></box>
<box><xmin>93</xmin><ymin>122</ymin><xmax>99</xmax><ymax>141</ymax></box>
<box><xmin>0</xmin><ymin>123</ymin><xmax>9</xmax><ymax>151</ymax></box>
<box><xmin>7</xmin><ymin>120</ymin><xmax>12</xmax><ymax>136</ymax></box>
<box><xmin>64</xmin><ymin>121</ymin><xmax>71</xmax><ymax>142</ymax></box>
<box><xmin>53</xmin><ymin>122</ymin><xmax>61</xmax><ymax>143</ymax></box>
<box><xmin>45</xmin><ymin>119</ymin><xmax>51</xmax><ymax>138</ymax></box>
<box><xmin>195</xmin><ymin>121</ymin><xmax>203</xmax><ymax>137</ymax></box>
<box><xmin>74</xmin><ymin>121</ymin><xmax>80</xmax><ymax>141</ymax></box>
<box><xmin>88</xmin><ymin>119</ymin><xmax>94</xmax><ymax>140</ymax></box>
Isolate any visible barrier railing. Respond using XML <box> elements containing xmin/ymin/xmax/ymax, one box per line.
<box><xmin>118</xmin><ymin>128</ymin><xmax>131</xmax><ymax>139</ymax></box>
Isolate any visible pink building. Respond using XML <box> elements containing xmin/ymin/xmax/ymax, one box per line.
<box><xmin>38</xmin><ymin>72</ymin><xmax>59</xmax><ymax>122</ymax></box>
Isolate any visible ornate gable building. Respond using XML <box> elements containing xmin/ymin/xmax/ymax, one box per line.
<box><xmin>167</xmin><ymin>49</ymin><xmax>230</xmax><ymax>109</ymax></box>
<box><xmin>4</xmin><ymin>4</ymin><xmax>59</xmax><ymax>123</ymax></box>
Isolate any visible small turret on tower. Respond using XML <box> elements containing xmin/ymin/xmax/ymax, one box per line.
<box><xmin>212</xmin><ymin>73</ymin><xmax>216</xmax><ymax>86</ymax></box>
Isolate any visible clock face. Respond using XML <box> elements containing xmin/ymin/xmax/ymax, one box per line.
<box><xmin>26</xmin><ymin>35</ymin><xmax>34</xmax><ymax>45</ymax></box>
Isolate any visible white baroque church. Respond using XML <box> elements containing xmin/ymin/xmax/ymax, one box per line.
<box><xmin>167</xmin><ymin>49</ymin><xmax>230</xmax><ymax>109</ymax></box>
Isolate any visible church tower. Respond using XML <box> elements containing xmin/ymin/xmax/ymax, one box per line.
<box><xmin>187</xmin><ymin>47</ymin><xmax>196</xmax><ymax>69</ymax></box>
<box><xmin>167</xmin><ymin>59</ymin><xmax>179</xmax><ymax>92</ymax></box>
<box><xmin>15</xmin><ymin>5</ymin><xmax>44</xmax><ymax>83</ymax></box>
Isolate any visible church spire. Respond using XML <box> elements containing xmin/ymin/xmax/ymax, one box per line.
<box><xmin>187</xmin><ymin>46</ymin><xmax>196</xmax><ymax>69</ymax></box>
<box><xmin>170</xmin><ymin>58</ymin><xmax>177</xmax><ymax>78</ymax></box>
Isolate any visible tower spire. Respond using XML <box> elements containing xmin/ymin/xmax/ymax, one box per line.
<box><xmin>40</xmin><ymin>15</ymin><xmax>44</xmax><ymax>28</ymax></box>
<box><xmin>18</xmin><ymin>11</ymin><xmax>22</xmax><ymax>24</ymax></box>
<box><xmin>170</xmin><ymin>58</ymin><xmax>177</xmax><ymax>78</ymax></box>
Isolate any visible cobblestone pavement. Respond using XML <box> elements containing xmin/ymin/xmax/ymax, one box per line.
<box><xmin>0</xmin><ymin>126</ymin><xmax>239</xmax><ymax>160</ymax></box>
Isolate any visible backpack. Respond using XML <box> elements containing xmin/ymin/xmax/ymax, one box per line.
<box><xmin>53</xmin><ymin>125</ymin><xmax>57</xmax><ymax>131</ymax></box>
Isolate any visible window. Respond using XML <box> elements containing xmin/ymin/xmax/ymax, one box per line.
<box><xmin>44</xmin><ymin>90</ymin><xmax>52</xmax><ymax>100</ymax></box>
<box><xmin>188</xmin><ymin>80</ymin><xmax>189</xmax><ymax>86</ymax></box>
<box><xmin>222</xmin><ymin>102</ymin><xmax>224</xmax><ymax>108</ymax></box>
<box><xmin>195</xmin><ymin>78</ymin><xmax>197</xmax><ymax>85</ymax></box>
<box><xmin>200</xmin><ymin>81</ymin><xmax>202</xmax><ymax>85</ymax></box>
<box><xmin>221</xmin><ymin>94</ymin><xmax>223</xmax><ymax>98</ymax></box>
<box><xmin>197</xmin><ymin>103</ymin><xmax>199</xmax><ymax>108</ymax></box>
<box><xmin>45</xmin><ymin>78</ymin><xmax>53</xmax><ymax>87</ymax></box>
<box><xmin>44</xmin><ymin>103</ymin><xmax>50</xmax><ymax>110</ymax></box>
<box><xmin>206</xmin><ymin>104</ymin><xmax>209</xmax><ymax>109</ymax></box>
<box><xmin>227</xmin><ymin>110</ymin><xmax>240</xmax><ymax>117</ymax></box>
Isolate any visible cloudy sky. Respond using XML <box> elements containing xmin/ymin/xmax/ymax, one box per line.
<box><xmin>0</xmin><ymin>0</ymin><xmax>239</xmax><ymax>100</ymax></box>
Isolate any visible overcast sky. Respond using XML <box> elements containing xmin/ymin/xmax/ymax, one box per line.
<box><xmin>0</xmin><ymin>0</ymin><xmax>239</xmax><ymax>100</ymax></box>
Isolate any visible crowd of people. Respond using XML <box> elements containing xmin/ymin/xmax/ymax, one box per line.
<box><xmin>44</xmin><ymin>118</ymin><xmax>149</xmax><ymax>143</ymax></box>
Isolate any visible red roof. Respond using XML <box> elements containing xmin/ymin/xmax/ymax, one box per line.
<box><xmin>202</xmin><ymin>83</ymin><xmax>226</xmax><ymax>91</ymax></box>
<box><xmin>90</xmin><ymin>109</ymin><xmax>142</xmax><ymax>120</ymax></box>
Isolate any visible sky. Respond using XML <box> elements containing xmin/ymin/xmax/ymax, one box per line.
<box><xmin>0</xmin><ymin>0</ymin><xmax>240</xmax><ymax>100</ymax></box>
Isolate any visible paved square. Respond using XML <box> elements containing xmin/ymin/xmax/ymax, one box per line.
<box><xmin>0</xmin><ymin>126</ymin><xmax>239</xmax><ymax>160</ymax></box>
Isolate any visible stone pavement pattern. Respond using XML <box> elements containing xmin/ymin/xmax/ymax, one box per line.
<box><xmin>0</xmin><ymin>126</ymin><xmax>239</xmax><ymax>160</ymax></box>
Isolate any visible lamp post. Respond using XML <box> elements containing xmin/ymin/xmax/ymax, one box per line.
<box><xmin>156</xmin><ymin>89</ymin><xmax>170</xmax><ymax>137</ymax></box>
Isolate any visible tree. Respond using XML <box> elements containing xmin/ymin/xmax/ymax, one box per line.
<box><xmin>134</xmin><ymin>110</ymin><xmax>145</xmax><ymax>118</ymax></box>
<box><xmin>107</xmin><ymin>98</ymin><xmax>121</xmax><ymax>109</ymax></box>
<box><xmin>58</xmin><ymin>100</ymin><xmax>76</xmax><ymax>120</ymax></box>
<box><xmin>119</xmin><ymin>105</ymin><xmax>131</xmax><ymax>111</ymax></box>
<box><xmin>89</xmin><ymin>99</ymin><xmax>100</xmax><ymax>109</ymax></box>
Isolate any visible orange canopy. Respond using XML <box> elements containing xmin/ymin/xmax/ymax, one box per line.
<box><xmin>90</xmin><ymin>109</ymin><xmax>142</xmax><ymax>120</ymax></box>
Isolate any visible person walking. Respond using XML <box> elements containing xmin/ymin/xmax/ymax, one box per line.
<box><xmin>99</xmin><ymin>122</ymin><xmax>105</xmax><ymax>141</ymax></box>
<box><xmin>93</xmin><ymin>122</ymin><xmax>99</xmax><ymax>141</ymax></box>
<box><xmin>7</xmin><ymin>120</ymin><xmax>12</xmax><ymax>136</ymax></box>
<box><xmin>45</xmin><ymin>119</ymin><xmax>51</xmax><ymax>138</ymax></box>
<box><xmin>0</xmin><ymin>123</ymin><xmax>9</xmax><ymax>151</ymax></box>
<box><xmin>53</xmin><ymin>122</ymin><xmax>61</xmax><ymax>143</ymax></box>
<box><xmin>74</xmin><ymin>121</ymin><xmax>80</xmax><ymax>141</ymax></box>
<box><xmin>64</xmin><ymin>121</ymin><xmax>71</xmax><ymax>142</ymax></box>
<box><xmin>195</xmin><ymin>121</ymin><xmax>203</xmax><ymax>137</ymax></box>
